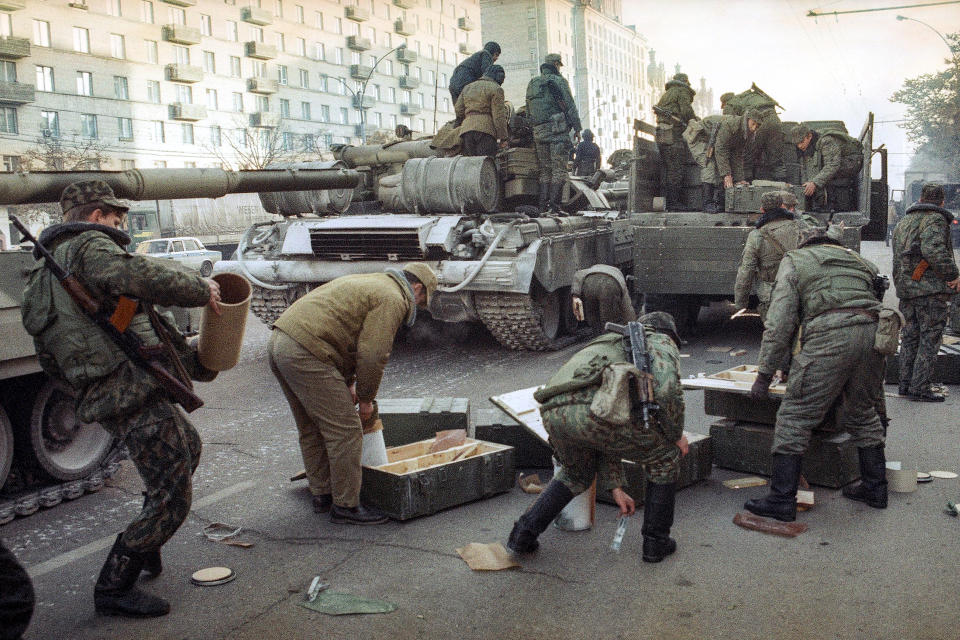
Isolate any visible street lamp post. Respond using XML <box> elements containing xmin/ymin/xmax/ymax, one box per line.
<box><xmin>337</xmin><ymin>44</ymin><xmax>409</xmax><ymax>144</ymax></box>
<box><xmin>895</xmin><ymin>15</ymin><xmax>960</xmax><ymax>66</ymax></box>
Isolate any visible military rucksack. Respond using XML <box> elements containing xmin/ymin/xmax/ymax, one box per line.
<box><xmin>726</xmin><ymin>87</ymin><xmax>778</xmax><ymax>116</ymax></box>
<box><xmin>820</xmin><ymin>129</ymin><xmax>862</xmax><ymax>160</ymax></box>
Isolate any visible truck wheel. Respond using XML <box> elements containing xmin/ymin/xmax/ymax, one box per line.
<box><xmin>199</xmin><ymin>261</ymin><xmax>213</xmax><ymax>277</ymax></box>
<box><xmin>25</xmin><ymin>380</ymin><xmax>114</xmax><ymax>481</ymax></box>
<box><xmin>0</xmin><ymin>406</ymin><xmax>12</xmax><ymax>490</ymax></box>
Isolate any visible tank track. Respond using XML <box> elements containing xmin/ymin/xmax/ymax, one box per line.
<box><xmin>0</xmin><ymin>444</ymin><xmax>127</xmax><ymax>526</ymax></box>
<box><xmin>474</xmin><ymin>292</ymin><xmax>557</xmax><ymax>351</ymax></box>
<box><xmin>250</xmin><ymin>285</ymin><xmax>294</xmax><ymax>326</ymax></box>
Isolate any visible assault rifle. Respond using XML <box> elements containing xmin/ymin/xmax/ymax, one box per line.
<box><xmin>605</xmin><ymin>321</ymin><xmax>659</xmax><ymax>431</ymax></box>
<box><xmin>10</xmin><ymin>215</ymin><xmax>203</xmax><ymax>413</ymax></box>
<box><xmin>652</xmin><ymin>105</ymin><xmax>686</xmax><ymax>127</ymax></box>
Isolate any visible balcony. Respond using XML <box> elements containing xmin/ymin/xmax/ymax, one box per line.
<box><xmin>247</xmin><ymin>77</ymin><xmax>278</xmax><ymax>94</ymax></box>
<box><xmin>162</xmin><ymin>24</ymin><xmax>201</xmax><ymax>45</ymax></box>
<box><xmin>457</xmin><ymin>17</ymin><xmax>476</xmax><ymax>31</ymax></box>
<box><xmin>352</xmin><ymin>94</ymin><xmax>375</xmax><ymax>109</ymax></box>
<box><xmin>344</xmin><ymin>6</ymin><xmax>369</xmax><ymax>21</ymax></box>
<box><xmin>169</xmin><ymin>102</ymin><xmax>207</xmax><ymax>121</ymax></box>
<box><xmin>350</xmin><ymin>64</ymin><xmax>373</xmax><ymax>80</ymax></box>
<box><xmin>160</xmin><ymin>0</ymin><xmax>196</xmax><ymax>6</ymax></box>
<box><xmin>241</xmin><ymin>6</ymin><xmax>272</xmax><ymax>26</ymax></box>
<box><xmin>245</xmin><ymin>41</ymin><xmax>277</xmax><ymax>59</ymax></box>
<box><xmin>393</xmin><ymin>0</ymin><xmax>417</xmax><ymax>7</ymax></box>
<box><xmin>249</xmin><ymin>111</ymin><xmax>280</xmax><ymax>128</ymax></box>
<box><xmin>0</xmin><ymin>37</ymin><xmax>30</xmax><ymax>58</ymax></box>
<box><xmin>0</xmin><ymin>81</ymin><xmax>34</xmax><ymax>104</ymax></box>
<box><xmin>398</xmin><ymin>75</ymin><xmax>419</xmax><ymax>90</ymax></box>
<box><xmin>396</xmin><ymin>47</ymin><xmax>417</xmax><ymax>63</ymax></box>
<box><xmin>0</xmin><ymin>0</ymin><xmax>25</xmax><ymax>8</ymax></box>
<box><xmin>347</xmin><ymin>36</ymin><xmax>371</xmax><ymax>51</ymax></box>
<box><xmin>165</xmin><ymin>63</ymin><xmax>203</xmax><ymax>83</ymax></box>
<box><xmin>458</xmin><ymin>42</ymin><xmax>470</xmax><ymax>55</ymax></box>
<box><xmin>394</xmin><ymin>19</ymin><xmax>415</xmax><ymax>36</ymax></box>
<box><xmin>400</xmin><ymin>103</ymin><xmax>421</xmax><ymax>116</ymax></box>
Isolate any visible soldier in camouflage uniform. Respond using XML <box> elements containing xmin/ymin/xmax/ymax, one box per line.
<box><xmin>655</xmin><ymin>73</ymin><xmax>698</xmax><ymax>211</ymax></box>
<box><xmin>892</xmin><ymin>183</ymin><xmax>960</xmax><ymax>401</ymax></box>
<box><xmin>790</xmin><ymin>124</ymin><xmax>863</xmax><ymax>212</ymax></box>
<box><xmin>526</xmin><ymin>53</ymin><xmax>581</xmax><ymax>213</ymax></box>
<box><xmin>778</xmin><ymin>189</ymin><xmax>824</xmax><ymax>229</ymax></box>
<box><xmin>714</xmin><ymin>110</ymin><xmax>763</xmax><ymax>192</ymax></box>
<box><xmin>507</xmin><ymin>312</ymin><xmax>689</xmax><ymax>563</ymax></box>
<box><xmin>20</xmin><ymin>181</ymin><xmax>221</xmax><ymax>618</ymax></box>
<box><xmin>570</xmin><ymin>264</ymin><xmax>636</xmax><ymax>333</ymax></box>
<box><xmin>734</xmin><ymin>192</ymin><xmax>809</xmax><ymax>321</ymax></box>
<box><xmin>745</xmin><ymin>228</ymin><xmax>888</xmax><ymax>522</ymax></box>
<box><xmin>683</xmin><ymin>114</ymin><xmax>724</xmax><ymax>212</ymax></box>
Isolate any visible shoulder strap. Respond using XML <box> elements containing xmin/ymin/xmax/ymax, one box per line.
<box><xmin>759</xmin><ymin>227</ymin><xmax>787</xmax><ymax>254</ymax></box>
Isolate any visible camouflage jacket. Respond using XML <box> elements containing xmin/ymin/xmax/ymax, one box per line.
<box><xmin>892</xmin><ymin>203</ymin><xmax>959</xmax><ymax>300</ymax></box>
<box><xmin>525</xmin><ymin>64</ymin><xmax>581</xmax><ymax>132</ymax></box>
<box><xmin>454</xmin><ymin>77</ymin><xmax>509</xmax><ymax>141</ymax></box>
<box><xmin>713</xmin><ymin>115</ymin><xmax>750</xmax><ymax>182</ymax></box>
<box><xmin>758</xmin><ymin>241</ymin><xmax>881</xmax><ymax>375</ymax></box>
<box><xmin>800</xmin><ymin>131</ymin><xmax>862</xmax><ymax>188</ymax></box>
<box><xmin>655</xmin><ymin>82</ymin><xmax>696</xmax><ymax>126</ymax></box>
<box><xmin>21</xmin><ymin>223</ymin><xmax>212</xmax><ymax>424</ymax></box>
<box><xmin>734</xmin><ymin>211</ymin><xmax>807</xmax><ymax>309</ymax></box>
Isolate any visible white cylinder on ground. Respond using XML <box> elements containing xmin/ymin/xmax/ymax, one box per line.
<box><xmin>361</xmin><ymin>430</ymin><xmax>388</xmax><ymax>467</ymax></box>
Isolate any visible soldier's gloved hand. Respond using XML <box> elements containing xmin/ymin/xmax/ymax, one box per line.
<box><xmin>750</xmin><ymin>371</ymin><xmax>773</xmax><ymax>401</ymax></box>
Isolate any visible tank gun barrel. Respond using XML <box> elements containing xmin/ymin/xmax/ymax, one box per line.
<box><xmin>0</xmin><ymin>167</ymin><xmax>361</xmax><ymax>205</ymax></box>
<box><xmin>333</xmin><ymin>140</ymin><xmax>436</xmax><ymax>168</ymax></box>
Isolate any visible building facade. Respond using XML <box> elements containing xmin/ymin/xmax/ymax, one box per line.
<box><xmin>480</xmin><ymin>0</ymin><xmax>657</xmax><ymax>158</ymax></box>
<box><xmin>0</xmin><ymin>0</ymin><xmax>481</xmax><ymax>170</ymax></box>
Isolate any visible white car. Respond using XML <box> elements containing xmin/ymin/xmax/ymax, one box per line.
<box><xmin>135</xmin><ymin>237</ymin><xmax>222</xmax><ymax>277</ymax></box>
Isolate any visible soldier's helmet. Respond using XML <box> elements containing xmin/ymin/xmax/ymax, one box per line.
<box><xmin>672</xmin><ymin>73</ymin><xmax>691</xmax><ymax>86</ymax></box>
<box><xmin>777</xmin><ymin>190</ymin><xmax>799</xmax><ymax>208</ymax></box>
<box><xmin>638</xmin><ymin>311</ymin><xmax>682</xmax><ymax>347</ymax></box>
<box><xmin>59</xmin><ymin>180</ymin><xmax>130</xmax><ymax>215</ymax></box>
<box><xmin>797</xmin><ymin>226</ymin><xmax>838</xmax><ymax>248</ymax></box>
<box><xmin>760</xmin><ymin>191</ymin><xmax>783</xmax><ymax>211</ymax></box>
<box><xmin>544</xmin><ymin>53</ymin><xmax>563</xmax><ymax>67</ymax></box>
<box><xmin>743</xmin><ymin>108</ymin><xmax>764</xmax><ymax>124</ymax></box>
<box><xmin>720</xmin><ymin>91</ymin><xmax>735</xmax><ymax>104</ymax></box>
<box><xmin>402</xmin><ymin>262</ymin><xmax>438</xmax><ymax>303</ymax></box>
<box><xmin>788</xmin><ymin>124</ymin><xmax>813</xmax><ymax>145</ymax></box>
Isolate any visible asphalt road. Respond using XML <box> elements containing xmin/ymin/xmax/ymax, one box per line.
<box><xmin>6</xmin><ymin>241</ymin><xmax>960</xmax><ymax>640</ymax></box>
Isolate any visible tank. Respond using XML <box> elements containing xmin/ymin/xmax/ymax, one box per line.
<box><xmin>0</xmin><ymin>166</ymin><xmax>360</xmax><ymax>523</ymax></box>
<box><xmin>214</xmin><ymin>138</ymin><xmax>635</xmax><ymax>351</ymax></box>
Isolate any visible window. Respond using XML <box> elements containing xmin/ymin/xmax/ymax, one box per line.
<box><xmin>209</xmin><ymin>125</ymin><xmax>221</xmax><ymax>147</ymax></box>
<box><xmin>442</xmin><ymin>97</ymin><xmax>450</xmax><ymax>112</ymax></box>
<box><xmin>276</xmin><ymin>33</ymin><xmax>285</xmax><ymax>51</ymax></box>
<box><xmin>295</xmin><ymin>5</ymin><xmax>304</xmax><ymax>23</ymax></box>
<box><xmin>76</xmin><ymin>71</ymin><xmax>93</xmax><ymax>96</ymax></box>
<box><xmin>296</xmin><ymin>37</ymin><xmax>306</xmax><ymax>56</ymax></box>
<box><xmin>180</xmin><ymin>123</ymin><xmax>194</xmax><ymax>144</ymax></box>
<box><xmin>282</xmin><ymin>132</ymin><xmax>294</xmax><ymax>150</ymax></box>
<box><xmin>114</xmin><ymin>76</ymin><xmax>129</xmax><ymax>99</ymax></box>
<box><xmin>0</xmin><ymin>107</ymin><xmax>17</xmax><ymax>134</ymax></box>
<box><xmin>33</xmin><ymin>20</ymin><xmax>50</xmax><ymax>47</ymax></box>
<box><xmin>110</xmin><ymin>34</ymin><xmax>126</xmax><ymax>59</ymax></box>
<box><xmin>201</xmin><ymin>14</ymin><xmax>212</xmax><ymax>36</ymax></box>
<box><xmin>250</xmin><ymin>26</ymin><xmax>263</xmax><ymax>42</ymax></box>
<box><xmin>274</xmin><ymin>0</ymin><xmax>282</xmax><ymax>18</ymax></box>
<box><xmin>73</xmin><ymin>27</ymin><xmax>90</xmax><ymax>53</ymax></box>
<box><xmin>320</xmin><ymin>104</ymin><xmax>330</xmax><ymax>121</ymax></box>
<box><xmin>146</xmin><ymin>80</ymin><xmax>160</xmax><ymax>103</ymax></box>
<box><xmin>118</xmin><ymin>117</ymin><xmax>133</xmax><ymax>140</ymax></box>
<box><xmin>230</xmin><ymin>56</ymin><xmax>241</xmax><ymax>77</ymax></box>
<box><xmin>384</xmin><ymin>60</ymin><xmax>393</xmax><ymax>75</ymax></box>
<box><xmin>206</xmin><ymin>88</ymin><xmax>217</xmax><ymax>110</ymax></box>
<box><xmin>169</xmin><ymin>7</ymin><xmax>185</xmax><ymax>25</ymax></box>
<box><xmin>277</xmin><ymin>65</ymin><xmax>287</xmax><ymax>85</ymax></box>
<box><xmin>334</xmin><ymin>17</ymin><xmax>342</xmax><ymax>34</ymax></box>
<box><xmin>373</xmin><ymin>112</ymin><xmax>382</xmax><ymax>127</ymax></box>
<box><xmin>334</xmin><ymin>48</ymin><xmax>343</xmax><ymax>64</ymax></box>
<box><xmin>0</xmin><ymin>13</ymin><xmax>11</xmax><ymax>37</ymax></box>
<box><xmin>301</xmin><ymin>101</ymin><xmax>311</xmax><ymax>120</ymax></box>
<box><xmin>176</xmin><ymin>84</ymin><xmax>192</xmax><ymax>104</ymax></box>
<box><xmin>3</xmin><ymin>155</ymin><xmax>22</xmax><ymax>172</ymax></box>
<box><xmin>388</xmin><ymin>87</ymin><xmax>396</xmax><ymax>103</ymax></box>
<box><xmin>318</xmin><ymin>74</ymin><xmax>327</xmax><ymax>92</ymax></box>
<box><xmin>0</xmin><ymin>61</ymin><xmax>15</xmax><ymax>82</ymax></box>
<box><xmin>252</xmin><ymin>60</ymin><xmax>266</xmax><ymax>78</ymax></box>
<box><xmin>152</xmin><ymin>120</ymin><xmax>165</xmax><ymax>143</ymax></box>
<box><xmin>81</xmin><ymin>114</ymin><xmax>98</xmax><ymax>138</ymax></box>
<box><xmin>232</xmin><ymin>92</ymin><xmax>243</xmax><ymax>112</ymax></box>
<box><xmin>255</xmin><ymin>95</ymin><xmax>269</xmax><ymax>112</ymax></box>
<box><xmin>146</xmin><ymin>40</ymin><xmax>158</xmax><ymax>64</ymax></box>
<box><xmin>154</xmin><ymin>160</ymin><xmax>166</xmax><ymax>168</ymax></box>
<box><xmin>141</xmin><ymin>1</ymin><xmax>154</xmax><ymax>24</ymax></box>
<box><xmin>314</xmin><ymin>42</ymin><xmax>324</xmax><ymax>61</ymax></box>
<box><xmin>351</xmin><ymin>52</ymin><xmax>360</xmax><ymax>65</ymax></box>
<box><xmin>279</xmin><ymin>98</ymin><xmax>289</xmax><ymax>117</ymax></box>
<box><xmin>299</xmin><ymin>68</ymin><xmax>309</xmax><ymax>88</ymax></box>
<box><xmin>108</xmin><ymin>0</ymin><xmax>122</xmax><ymax>17</ymax></box>
<box><xmin>173</xmin><ymin>45</ymin><xmax>190</xmax><ymax>65</ymax></box>
<box><xmin>315</xmin><ymin>11</ymin><xmax>323</xmax><ymax>29</ymax></box>
<box><xmin>203</xmin><ymin>51</ymin><xmax>215</xmax><ymax>73</ymax></box>
<box><xmin>234</xmin><ymin>128</ymin><xmax>247</xmax><ymax>148</ymax></box>
<box><xmin>226</xmin><ymin>20</ymin><xmax>238</xmax><ymax>42</ymax></box>
<box><xmin>40</xmin><ymin>110</ymin><xmax>59</xmax><ymax>136</ymax></box>
<box><xmin>340</xmin><ymin>107</ymin><xmax>348</xmax><ymax>124</ymax></box>
<box><xmin>373</xmin><ymin>84</ymin><xmax>381</xmax><ymax>100</ymax></box>
<box><xmin>121</xmin><ymin>159</ymin><xmax>135</xmax><ymax>169</ymax></box>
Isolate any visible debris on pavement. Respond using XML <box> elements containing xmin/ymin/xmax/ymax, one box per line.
<box><xmin>609</xmin><ymin>516</ymin><xmax>629</xmax><ymax>552</ymax></box>
<box><xmin>305</xmin><ymin>576</ymin><xmax>330</xmax><ymax>602</ymax></box>
<box><xmin>722</xmin><ymin>476</ymin><xmax>767</xmax><ymax>489</ymax></box>
<box><xmin>191</xmin><ymin>566</ymin><xmax>236</xmax><ymax>586</ymax></box>
<box><xmin>518</xmin><ymin>473</ymin><xmax>544</xmax><ymax>494</ymax></box>
<box><xmin>299</xmin><ymin>591</ymin><xmax>398</xmax><ymax>615</ymax></box>
<box><xmin>917</xmin><ymin>472</ymin><xmax>933</xmax><ymax>483</ymax></box>
<box><xmin>729</xmin><ymin>349</ymin><xmax>747</xmax><ymax>357</ymax></box>
<box><xmin>733</xmin><ymin>512</ymin><xmax>808</xmax><ymax>538</ymax></box>
<box><xmin>202</xmin><ymin>522</ymin><xmax>254</xmax><ymax>548</ymax></box>
<box><xmin>707</xmin><ymin>346</ymin><xmax>732</xmax><ymax>353</ymax></box>
<box><xmin>946</xmin><ymin>502</ymin><xmax>960</xmax><ymax>517</ymax></box>
<box><xmin>796</xmin><ymin>490</ymin><xmax>815</xmax><ymax>510</ymax></box>
<box><xmin>456</xmin><ymin>542</ymin><xmax>520</xmax><ymax>571</ymax></box>
<box><xmin>929</xmin><ymin>470</ymin><xmax>958</xmax><ymax>479</ymax></box>
<box><xmin>290</xmin><ymin>471</ymin><xmax>307</xmax><ymax>482</ymax></box>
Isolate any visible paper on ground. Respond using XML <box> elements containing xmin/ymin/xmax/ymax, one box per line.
<box><xmin>456</xmin><ymin>543</ymin><xmax>520</xmax><ymax>571</ymax></box>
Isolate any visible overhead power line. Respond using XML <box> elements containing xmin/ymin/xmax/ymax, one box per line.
<box><xmin>807</xmin><ymin>0</ymin><xmax>960</xmax><ymax>17</ymax></box>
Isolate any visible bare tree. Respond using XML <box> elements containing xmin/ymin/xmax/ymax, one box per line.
<box><xmin>206</xmin><ymin>118</ymin><xmax>313</xmax><ymax>169</ymax></box>
<box><xmin>20</xmin><ymin>133</ymin><xmax>109</xmax><ymax>171</ymax></box>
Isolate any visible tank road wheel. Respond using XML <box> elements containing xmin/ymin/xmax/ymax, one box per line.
<box><xmin>0</xmin><ymin>406</ymin><xmax>13</xmax><ymax>489</ymax></box>
<box><xmin>250</xmin><ymin>283</ymin><xmax>312</xmax><ymax>326</ymax></box>
<box><xmin>475</xmin><ymin>288</ymin><xmax>564</xmax><ymax>351</ymax></box>
<box><xmin>199</xmin><ymin>260</ymin><xmax>214</xmax><ymax>277</ymax></box>
<box><xmin>25</xmin><ymin>380</ymin><xmax>113</xmax><ymax>481</ymax></box>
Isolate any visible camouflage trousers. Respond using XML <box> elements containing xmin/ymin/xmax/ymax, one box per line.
<box><xmin>773</xmin><ymin>322</ymin><xmax>885</xmax><ymax>455</ymax></box>
<box><xmin>949</xmin><ymin>295</ymin><xmax>960</xmax><ymax>334</ymax></box>
<box><xmin>541</xmin><ymin>389</ymin><xmax>680</xmax><ymax>495</ymax></box>
<box><xmin>101</xmin><ymin>400</ymin><xmax>201</xmax><ymax>552</ymax></box>
<box><xmin>899</xmin><ymin>295</ymin><xmax>949</xmax><ymax>393</ymax></box>
<box><xmin>580</xmin><ymin>273</ymin><xmax>631</xmax><ymax>331</ymax></box>
<box><xmin>533</xmin><ymin>125</ymin><xmax>572</xmax><ymax>190</ymax></box>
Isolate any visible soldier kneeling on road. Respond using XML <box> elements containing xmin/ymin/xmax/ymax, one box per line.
<box><xmin>507</xmin><ymin>311</ymin><xmax>689</xmax><ymax>563</ymax></box>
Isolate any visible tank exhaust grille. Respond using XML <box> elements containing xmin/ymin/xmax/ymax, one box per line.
<box><xmin>309</xmin><ymin>229</ymin><xmax>425</xmax><ymax>261</ymax></box>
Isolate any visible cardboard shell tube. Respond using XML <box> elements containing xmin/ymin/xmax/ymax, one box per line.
<box><xmin>198</xmin><ymin>273</ymin><xmax>252</xmax><ymax>371</ymax></box>
<box><xmin>887</xmin><ymin>467</ymin><xmax>918</xmax><ymax>493</ymax></box>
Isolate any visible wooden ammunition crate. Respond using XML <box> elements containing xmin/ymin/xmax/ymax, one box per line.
<box><xmin>473</xmin><ymin>407</ymin><xmax>554</xmax><ymax>468</ymax></box>
<box><xmin>360</xmin><ymin>437</ymin><xmax>515</xmax><ymax>520</ymax></box>
<box><xmin>378</xmin><ymin>397</ymin><xmax>470</xmax><ymax>447</ymax></box>
<box><xmin>724</xmin><ymin>183</ymin><xmax>806</xmax><ymax>213</ymax></box>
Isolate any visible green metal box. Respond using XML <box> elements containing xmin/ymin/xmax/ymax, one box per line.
<box><xmin>598</xmin><ymin>431</ymin><xmax>712</xmax><ymax>505</ymax></box>
<box><xmin>703</xmin><ymin>388</ymin><xmax>843</xmax><ymax>432</ymax></box>
<box><xmin>378</xmin><ymin>397</ymin><xmax>470</xmax><ymax>447</ymax></box>
<box><xmin>724</xmin><ymin>183</ymin><xmax>806</xmax><ymax>213</ymax></box>
<box><xmin>360</xmin><ymin>438</ymin><xmax>515</xmax><ymax>520</ymax></box>
<box><xmin>473</xmin><ymin>408</ymin><xmax>553</xmax><ymax>468</ymax></box>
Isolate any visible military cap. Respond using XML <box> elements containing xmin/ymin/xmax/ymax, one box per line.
<box><xmin>920</xmin><ymin>182</ymin><xmax>945</xmax><ymax>204</ymax></box>
<box><xmin>544</xmin><ymin>53</ymin><xmax>563</xmax><ymax>67</ymax></box>
<box><xmin>777</xmin><ymin>190</ymin><xmax>799</xmax><ymax>208</ymax></box>
<box><xmin>760</xmin><ymin>192</ymin><xmax>783</xmax><ymax>211</ymax></box>
<box><xmin>743</xmin><ymin>108</ymin><xmax>764</xmax><ymax>123</ymax></box>
<box><xmin>672</xmin><ymin>72</ymin><xmax>691</xmax><ymax>87</ymax></box>
<box><xmin>403</xmin><ymin>262</ymin><xmax>438</xmax><ymax>304</ymax></box>
<box><xmin>483</xmin><ymin>64</ymin><xmax>506</xmax><ymax>85</ymax></box>
<box><xmin>798</xmin><ymin>226</ymin><xmax>846</xmax><ymax>248</ymax></box>
<box><xmin>639</xmin><ymin>311</ymin><xmax>682</xmax><ymax>347</ymax></box>
<box><xmin>59</xmin><ymin>180</ymin><xmax>130</xmax><ymax>215</ymax></box>
<box><xmin>483</xmin><ymin>41</ymin><xmax>501</xmax><ymax>56</ymax></box>
<box><xmin>788</xmin><ymin>124</ymin><xmax>813</xmax><ymax>145</ymax></box>
<box><xmin>720</xmin><ymin>92</ymin><xmax>735</xmax><ymax>104</ymax></box>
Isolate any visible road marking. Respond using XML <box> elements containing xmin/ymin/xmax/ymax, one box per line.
<box><xmin>27</xmin><ymin>480</ymin><xmax>256</xmax><ymax>579</ymax></box>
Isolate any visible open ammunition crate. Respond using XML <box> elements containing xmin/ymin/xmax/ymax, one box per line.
<box><xmin>360</xmin><ymin>437</ymin><xmax>515</xmax><ymax>521</ymax></box>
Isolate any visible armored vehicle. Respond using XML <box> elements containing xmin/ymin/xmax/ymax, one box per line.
<box><xmin>0</xmin><ymin>166</ymin><xmax>359</xmax><ymax>523</ymax></box>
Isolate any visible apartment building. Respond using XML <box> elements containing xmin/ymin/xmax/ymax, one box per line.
<box><xmin>0</xmin><ymin>0</ymin><xmax>481</xmax><ymax>170</ymax></box>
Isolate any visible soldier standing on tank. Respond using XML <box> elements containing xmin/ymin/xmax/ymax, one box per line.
<box><xmin>712</xmin><ymin>110</ymin><xmax>762</xmax><ymax>209</ymax></box>
<box><xmin>572</xmin><ymin>129</ymin><xmax>602</xmax><ymax>176</ymax></box>
<box><xmin>683</xmin><ymin>114</ymin><xmax>724</xmax><ymax>212</ymax></box>
<box><xmin>789</xmin><ymin>124</ymin><xmax>863</xmax><ymax>212</ymax></box>
<box><xmin>892</xmin><ymin>183</ymin><xmax>960</xmax><ymax>402</ymax></box>
<box><xmin>449</xmin><ymin>41</ymin><xmax>501</xmax><ymax>104</ymax></box>
<box><xmin>745</xmin><ymin>228</ymin><xmax>888</xmax><ymax>522</ymax></box>
<box><xmin>655</xmin><ymin>73</ymin><xmax>698</xmax><ymax>211</ymax></box>
<box><xmin>268</xmin><ymin>264</ymin><xmax>437</xmax><ymax>524</ymax></box>
<box><xmin>734</xmin><ymin>192</ymin><xmax>808</xmax><ymax>321</ymax></box>
<box><xmin>20</xmin><ymin>180</ymin><xmax>222</xmax><ymax>618</ymax></box>
<box><xmin>526</xmin><ymin>53</ymin><xmax>581</xmax><ymax>213</ymax></box>
<box><xmin>454</xmin><ymin>65</ymin><xmax>509</xmax><ymax>158</ymax></box>
<box><xmin>507</xmin><ymin>311</ymin><xmax>689</xmax><ymax>563</ymax></box>
<box><xmin>570</xmin><ymin>264</ymin><xmax>635</xmax><ymax>333</ymax></box>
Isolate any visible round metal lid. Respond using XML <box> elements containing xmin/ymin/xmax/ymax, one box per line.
<box><xmin>191</xmin><ymin>566</ymin><xmax>235</xmax><ymax>586</ymax></box>
<box><xmin>929</xmin><ymin>470</ymin><xmax>959</xmax><ymax>479</ymax></box>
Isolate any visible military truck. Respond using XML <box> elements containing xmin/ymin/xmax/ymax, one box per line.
<box><xmin>0</xmin><ymin>166</ymin><xmax>359</xmax><ymax>523</ymax></box>
<box><xmin>626</xmin><ymin>113</ymin><xmax>888</xmax><ymax>330</ymax></box>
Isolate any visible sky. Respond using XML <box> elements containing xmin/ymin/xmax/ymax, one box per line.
<box><xmin>622</xmin><ymin>0</ymin><xmax>960</xmax><ymax>190</ymax></box>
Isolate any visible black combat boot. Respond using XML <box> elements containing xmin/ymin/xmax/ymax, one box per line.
<box><xmin>330</xmin><ymin>503</ymin><xmax>389</xmax><ymax>525</ymax></box>
<box><xmin>94</xmin><ymin>534</ymin><xmax>170</xmax><ymax>618</ymax></box>
<box><xmin>549</xmin><ymin>181</ymin><xmax>564</xmax><ymax>213</ymax></box>
<box><xmin>702</xmin><ymin>184</ymin><xmax>718</xmax><ymax>213</ymax></box>
<box><xmin>911</xmin><ymin>385</ymin><xmax>945</xmax><ymax>402</ymax></box>
<box><xmin>842</xmin><ymin>445</ymin><xmax>888</xmax><ymax>509</ymax></box>
<box><xmin>897</xmin><ymin>382</ymin><xmax>911</xmax><ymax>396</ymax></box>
<box><xmin>507</xmin><ymin>480</ymin><xmax>575</xmax><ymax>553</ymax></box>
<box><xmin>641</xmin><ymin>482</ymin><xmax>677</xmax><ymax>563</ymax></box>
<box><xmin>744</xmin><ymin>454</ymin><xmax>802</xmax><ymax>522</ymax></box>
